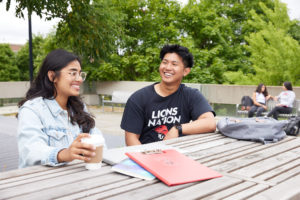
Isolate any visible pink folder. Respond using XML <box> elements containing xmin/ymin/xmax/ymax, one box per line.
<box><xmin>126</xmin><ymin>149</ymin><xmax>222</xmax><ymax>186</ymax></box>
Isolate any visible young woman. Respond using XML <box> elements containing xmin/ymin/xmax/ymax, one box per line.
<box><xmin>248</xmin><ymin>83</ymin><xmax>272</xmax><ymax>117</ymax></box>
<box><xmin>17</xmin><ymin>49</ymin><xmax>106</xmax><ymax>168</ymax></box>
<box><xmin>267</xmin><ymin>82</ymin><xmax>296</xmax><ymax>120</ymax></box>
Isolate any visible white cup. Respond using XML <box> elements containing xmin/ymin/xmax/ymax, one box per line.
<box><xmin>81</xmin><ymin>134</ymin><xmax>105</xmax><ymax>170</ymax></box>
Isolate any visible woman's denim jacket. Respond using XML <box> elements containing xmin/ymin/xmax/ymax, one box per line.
<box><xmin>17</xmin><ymin>97</ymin><xmax>106</xmax><ymax>168</ymax></box>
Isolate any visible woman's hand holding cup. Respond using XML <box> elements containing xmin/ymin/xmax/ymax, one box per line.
<box><xmin>57</xmin><ymin>133</ymin><xmax>96</xmax><ymax>163</ymax></box>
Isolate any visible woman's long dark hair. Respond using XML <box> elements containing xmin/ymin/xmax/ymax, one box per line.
<box><xmin>18</xmin><ymin>49</ymin><xmax>95</xmax><ymax>133</ymax></box>
<box><xmin>283</xmin><ymin>81</ymin><xmax>293</xmax><ymax>91</ymax></box>
<box><xmin>255</xmin><ymin>83</ymin><xmax>269</xmax><ymax>97</ymax></box>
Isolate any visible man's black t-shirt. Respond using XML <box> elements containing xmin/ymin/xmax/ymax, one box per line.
<box><xmin>120</xmin><ymin>83</ymin><xmax>215</xmax><ymax>144</ymax></box>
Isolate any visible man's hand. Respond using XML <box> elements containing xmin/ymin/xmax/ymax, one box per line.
<box><xmin>163</xmin><ymin>126</ymin><xmax>179</xmax><ymax>140</ymax></box>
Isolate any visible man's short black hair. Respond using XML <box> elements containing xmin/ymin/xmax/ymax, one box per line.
<box><xmin>160</xmin><ymin>44</ymin><xmax>194</xmax><ymax>68</ymax></box>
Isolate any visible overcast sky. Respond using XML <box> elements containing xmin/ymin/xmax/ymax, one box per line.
<box><xmin>0</xmin><ymin>0</ymin><xmax>299</xmax><ymax>45</ymax></box>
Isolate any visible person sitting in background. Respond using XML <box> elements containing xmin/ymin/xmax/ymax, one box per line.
<box><xmin>240</xmin><ymin>96</ymin><xmax>253</xmax><ymax>111</ymax></box>
<box><xmin>267</xmin><ymin>81</ymin><xmax>296</xmax><ymax>120</ymax></box>
<box><xmin>17</xmin><ymin>49</ymin><xmax>106</xmax><ymax>168</ymax></box>
<box><xmin>248</xmin><ymin>83</ymin><xmax>272</xmax><ymax>118</ymax></box>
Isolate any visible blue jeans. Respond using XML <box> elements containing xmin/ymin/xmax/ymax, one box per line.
<box><xmin>267</xmin><ymin>106</ymin><xmax>292</xmax><ymax>120</ymax></box>
<box><xmin>248</xmin><ymin>105</ymin><xmax>266</xmax><ymax>117</ymax></box>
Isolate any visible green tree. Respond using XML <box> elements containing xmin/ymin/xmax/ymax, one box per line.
<box><xmin>55</xmin><ymin>0</ymin><xmax>124</xmax><ymax>62</ymax></box>
<box><xmin>89</xmin><ymin>0</ymin><xmax>182</xmax><ymax>81</ymax></box>
<box><xmin>288</xmin><ymin>21</ymin><xmax>300</xmax><ymax>44</ymax></box>
<box><xmin>245</xmin><ymin>0</ymin><xmax>300</xmax><ymax>86</ymax></box>
<box><xmin>2</xmin><ymin>0</ymin><xmax>124</xmax><ymax>62</ymax></box>
<box><xmin>180</xmin><ymin>0</ymin><xmax>275</xmax><ymax>84</ymax></box>
<box><xmin>15</xmin><ymin>35</ymin><xmax>46</xmax><ymax>81</ymax></box>
<box><xmin>0</xmin><ymin>44</ymin><xmax>20</xmax><ymax>81</ymax></box>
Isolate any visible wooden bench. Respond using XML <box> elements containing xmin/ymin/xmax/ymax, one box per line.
<box><xmin>102</xmin><ymin>91</ymin><xmax>133</xmax><ymax>111</ymax></box>
<box><xmin>236</xmin><ymin>99</ymin><xmax>300</xmax><ymax>118</ymax></box>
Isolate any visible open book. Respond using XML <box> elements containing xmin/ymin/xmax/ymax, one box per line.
<box><xmin>111</xmin><ymin>158</ymin><xmax>155</xmax><ymax>181</ymax></box>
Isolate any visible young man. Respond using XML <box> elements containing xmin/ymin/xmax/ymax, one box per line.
<box><xmin>121</xmin><ymin>44</ymin><xmax>216</xmax><ymax>146</ymax></box>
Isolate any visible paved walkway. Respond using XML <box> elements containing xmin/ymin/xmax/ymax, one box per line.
<box><xmin>0</xmin><ymin>115</ymin><xmax>19</xmax><ymax>172</ymax></box>
<box><xmin>89</xmin><ymin>106</ymin><xmax>125</xmax><ymax>148</ymax></box>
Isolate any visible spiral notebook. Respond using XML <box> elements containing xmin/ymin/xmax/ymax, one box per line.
<box><xmin>126</xmin><ymin>149</ymin><xmax>222</xmax><ymax>186</ymax></box>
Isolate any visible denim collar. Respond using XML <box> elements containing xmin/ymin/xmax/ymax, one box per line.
<box><xmin>44</xmin><ymin>98</ymin><xmax>65</xmax><ymax>118</ymax></box>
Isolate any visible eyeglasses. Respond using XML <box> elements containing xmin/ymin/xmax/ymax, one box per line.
<box><xmin>68</xmin><ymin>71</ymin><xmax>87</xmax><ymax>81</ymax></box>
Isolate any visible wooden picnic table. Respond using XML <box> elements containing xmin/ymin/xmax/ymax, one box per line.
<box><xmin>0</xmin><ymin>132</ymin><xmax>299</xmax><ymax>200</ymax></box>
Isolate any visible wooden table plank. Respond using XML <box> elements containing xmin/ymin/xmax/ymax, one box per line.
<box><xmin>80</xmin><ymin>179</ymin><xmax>162</xmax><ymax>200</ymax></box>
<box><xmin>10</xmin><ymin>173</ymin><xmax>131</xmax><ymax>200</ymax></box>
<box><xmin>187</xmin><ymin>141</ymin><xmax>259</xmax><ymax>161</ymax></box>
<box><xmin>180</xmin><ymin>137</ymin><xmax>238</xmax><ymax>153</ymax></box>
<box><xmin>152</xmin><ymin>176</ymin><xmax>241</xmax><ymax>200</ymax></box>
<box><xmin>103</xmin><ymin>182</ymin><xmax>196</xmax><ymax>200</ymax></box>
<box><xmin>202</xmin><ymin>137</ymin><xmax>294</xmax><ymax>167</ymax></box>
<box><xmin>164</xmin><ymin>133</ymin><xmax>218</xmax><ymax>146</ymax></box>
<box><xmin>254</xmin><ymin>158</ymin><xmax>300</xmax><ymax>182</ymax></box>
<box><xmin>221</xmin><ymin>172</ymin><xmax>275</xmax><ymax>186</ymax></box>
<box><xmin>202</xmin><ymin>181</ymin><xmax>256</xmax><ymax>200</ymax></box>
<box><xmin>173</xmin><ymin>134</ymin><xmax>226</xmax><ymax>149</ymax></box>
<box><xmin>223</xmin><ymin>184</ymin><xmax>269</xmax><ymax>200</ymax></box>
<box><xmin>0</xmin><ymin>163</ymin><xmax>84</xmax><ymax>188</ymax></box>
<box><xmin>0</xmin><ymin>166</ymin><xmax>85</xmax><ymax>190</ymax></box>
<box><xmin>0</xmin><ymin>167</ymin><xmax>112</xmax><ymax>199</ymax></box>
<box><xmin>208</xmin><ymin>138</ymin><xmax>300</xmax><ymax>172</ymax></box>
<box><xmin>248</xmin><ymin>173</ymin><xmax>300</xmax><ymax>200</ymax></box>
<box><xmin>56</xmin><ymin>178</ymin><xmax>143</xmax><ymax>200</ymax></box>
<box><xmin>0</xmin><ymin>160</ymin><xmax>83</xmax><ymax>181</ymax></box>
<box><xmin>0</xmin><ymin>165</ymin><xmax>54</xmax><ymax>180</ymax></box>
<box><xmin>267</xmin><ymin>164</ymin><xmax>300</xmax><ymax>185</ymax></box>
<box><xmin>231</xmin><ymin>146</ymin><xmax>300</xmax><ymax>177</ymax></box>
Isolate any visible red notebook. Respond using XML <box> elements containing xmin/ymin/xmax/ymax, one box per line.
<box><xmin>126</xmin><ymin>149</ymin><xmax>222</xmax><ymax>186</ymax></box>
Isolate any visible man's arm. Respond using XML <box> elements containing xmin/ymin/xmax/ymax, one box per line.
<box><xmin>183</xmin><ymin>111</ymin><xmax>216</xmax><ymax>134</ymax></box>
<box><xmin>164</xmin><ymin>112</ymin><xmax>216</xmax><ymax>140</ymax></box>
<box><xmin>125</xmin><ymin>131</ymin><xmax>142</xmax><ymax>146</ymax></box>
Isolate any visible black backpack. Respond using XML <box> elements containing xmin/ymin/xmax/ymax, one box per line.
<box><xmin>284</xmin><ymin>116</ymin><xmax>300</xmax><ymax>136</ymax></box>
<box><xmin>240</xmin><ymin>96</ymin><xmax>253</xmax><ymax>110</ymax></box>
<box><xmin>241</xmin><ymin>96</ymin><xmax>253</xmax><ymax>107</ymax></box>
